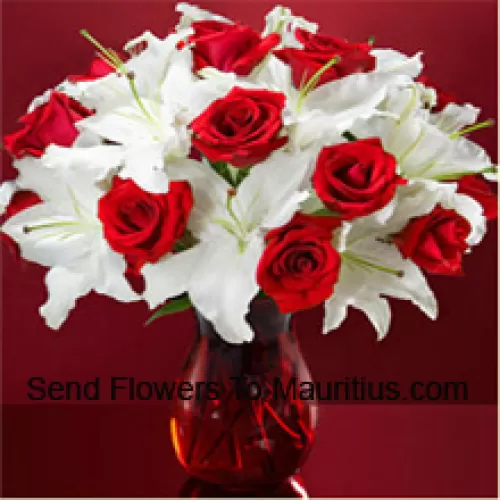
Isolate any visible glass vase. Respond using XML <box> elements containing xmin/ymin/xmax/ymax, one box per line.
<box><xmin>170</xmin><ymin>297</ymin><xmax>318</xmax><ymax>492</ymax></box>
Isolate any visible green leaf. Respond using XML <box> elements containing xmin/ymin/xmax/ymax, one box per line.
<box><xmin>235</xmin><ymin>166</ymin><xmax>251</xmax><ymax>185</ymax></box>
<box><xmin>210</xmin><ymin>160</ymin><xmax>228</xmax><ymax>175</ymax></box>
<box><xmin>209</xmin><ymin>160</ymin><xmax>253</xmax><ymax>187</ymax></box>
<box><xmin>341</xmin><ymin>130</ymin><xmax>358</xmax><ymax>142</ymax></box>
<box><xmin>311</xmin><ymin>207</ymin><xmax>340</xmax><ymax>217</ymax></box>
<box><xmin>145</xmin><ymin>295</ymin><xmax>192</xmax><ymax>325</ymax></box>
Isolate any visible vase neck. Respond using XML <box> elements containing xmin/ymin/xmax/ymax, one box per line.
<box><xmin>196</xmin><ymin>298</ymin><xmax>292</xmax><ymax>344</ymax></box>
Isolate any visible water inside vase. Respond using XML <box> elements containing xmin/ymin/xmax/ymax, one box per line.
<box><xmin>170</xmin><ymin>298</ymin><xmax>318</xmax><ymax>490</ymax></box>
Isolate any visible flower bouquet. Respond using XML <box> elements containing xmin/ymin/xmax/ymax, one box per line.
<box><xmin>2</xmin><ymin>2</ymin><xmax>497</xmax><ymax>490</ymax></box>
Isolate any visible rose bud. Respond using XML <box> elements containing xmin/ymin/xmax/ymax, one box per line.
<box><xmin>257</xmin><ymin>214</ymin><xmax>341</xmax><ymax>313</ymax></box>
<box><xmin>190</xmin><ymin>87</ymin><xmax>287</xmax><ymax>167</ymax></box>
<box><xmin>188</xmin><ymin>20</ymin><xmax>280</xmax><ymax>76</ymax></box>
<box><xmin>275</xmin><ymin>29</ymin><xmax>375</xmax><ymax>89</ymax></box>
<box><xmin>393</xmin><ymin>205</ymin><xmax>472</xmax><ymax>276</ymax></box>
<box><xmin>98</xmin><ymin>178</ymin><xmax>193</xmax><ymax>272</ymax></box>
<box><xmin>312</xmin><ymin>138</ymin><xmax>405</xmax><ymax>220</ymax></box>
<box><xmin>3</xmin><ymin>91</ymin><xmax>93</xmax><ymax>159</ymax></box>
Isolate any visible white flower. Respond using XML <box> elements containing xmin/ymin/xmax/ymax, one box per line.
<box><xmin>175</xmin><ymin>2</ymin><xmax>232</xmax><ymax>29</ymax></box>
<box><xmin>324</xmin><ymin>183</ymin><xmax>438</xmax><ymax>339</ymax></box>
<box><xmin>262</xmin><ymin>6</ymin><xmax>318</xmax><ymax>48</ymax></box>
<box><xmin>255</xmin><ymin>50</ymin><xmax>422</xmax><ymax>151</ymax></box>
<box><xmin>352</xmin><ymin>82</ymin><xmax>494</xmax><ymax>183</ymax></box>
<box><xmin>43</xmin><ymin>62</ymin><xmax>195</xmax><ymax>195</ymax></box>
<box><xmin>1</xmin><ymin>1</ymin><xmax>495</xmax><ymax>343</ymax></box>
<box><xmin>142</xmin><ymin>150</ymin><xmax>313</xmax><ymax>343</ymax></box>
<box><xmin>58</xmin><ymin>30</ymin><xmax>190</xmax><ymax>114</ymax></box>
<box><xmin>1</xmin><ymin>158</ymin><xmax>138</xmax><ymax>329</ymax></box>
<box><xmin>324</xmin><ymin>179</ymin><xmax>486</xmax><ymax>339</ymax></box>
<box><xmin>0</xmin><ymin>180</ymin><xmax>17</xmax><ymax>216</ymax></box>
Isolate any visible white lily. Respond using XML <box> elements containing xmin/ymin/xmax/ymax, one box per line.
<box><xmin>175</xmin><ymin>2</ymin><xmax>232</xmax><ymax>28</ymax></box>
<box><xmin>142</xmin><ymin>150</ymin><xmax>313</xmax><ymax>343</ymax></box>
<box><xmin>255</xmin><ymin>49</ymin><xmax>422</xmax><ymax>151</ymax></box>
<box><xmin>262</xmin><ymin>5</ymin><xmax>318</xmax><ymax>48</ymax></box>
<box><xmin>324</xmin><ymin>182</ymin><xmax>439</xmax><ymax>339</ymax></box>
<box><xmin>42</xmin><ymin>84</ymin><xmax>194</xmax><ymax>194</ymax></box>
<box><xmin>57</xmin><ymin>30</ymin><xmax>191</xmax><ymax>114</ymax></box>
<box><xmin>0</xmin><ymin>180</ymin><xmax>17</xmax><ymax>216</ymax></box>
<box><xmin>1</xmin><ymin>158</ymin><xmax>138</xmax><ymax>329</ymax></box>
<box><xmin>351</xmin><ymin>82</ymin><xmax>495</xmax><ymax>183</ymax></box>
<box><xmin>324</xmin><ymin>179</ymin><xmax>485</xmax><ymax>339</ymax></box>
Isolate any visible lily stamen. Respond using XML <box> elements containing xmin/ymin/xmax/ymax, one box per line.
<box><xmin>450</xmin><ymin>119</ymin><xmax>495</xmax><ymax>139</ymax></box>
<box><xmin>342</xmin><ymin>252</ymin><xmax>404</xmax><ymax>277</ymax></box>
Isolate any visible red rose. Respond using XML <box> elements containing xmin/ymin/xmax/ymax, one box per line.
<box><xmin>98</xmin><ymin>178</ymin><xmax>193</xmax><ymax>271</ymax></box>
<box><xmin>393</xmin><ymin>205</ymin><xmax>471</xmax><ymax>275</ymax></box>
<box><xmin>312</xmin><ymin>138</ymin><xmax>404</xmax><ymax>220</ymax></box>
<box><xmin>1</xmin><ymin>190</ymin><xmax>43</xmax><ymax>258</ymax></box>
<box><xmin>416</xmin><ymin>76</ymin><xmax>462</xmax><ymax>112</ymax></box>
<box><xmin>190</xmin><ymin>87</ymin><xmax>287</xmax><ymax>167</ymax></box>
<box><xmin>67</xmin><ymin>57</ymin><xmax>116</xmax><ymax>83</ymax></box>
<box><xmin>187</xmin><ymin>20</ymin><xmax>280</xmax><ymax>76</ymax></box>
<box><xmin>275</xmin><ymin>29</ymin><xmax>376</xmax><ymax>89</ymax></box>
<box><xmin>457</xmin><ymin>175</ymin><xmax>497</xmax><ymax>220</ymax></box>
<box><xmin>3</xmin><ymin>91</ymin><xmax>92</xmax><ymax>159</ymax></box>
<box><xmin>257</xmin><ymin>214</ymin><xmax>341</xmax><ymax>313</ymax></box>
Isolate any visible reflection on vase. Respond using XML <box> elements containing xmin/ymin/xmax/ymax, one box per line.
<box><xmin>170</xmin><ymin>298</ymin><xmax>318</xmax><ymax>491</ymax></box>
<box><xmin>178</xmin><ymin>473</ymin><xmax>308</xmax><ymax>498</ymax></box>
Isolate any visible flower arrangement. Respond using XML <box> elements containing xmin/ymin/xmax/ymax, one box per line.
<box><xmin>1</xmin><ymin>3</ymin><xmax>497</xmax><ymax>344</ymax></box>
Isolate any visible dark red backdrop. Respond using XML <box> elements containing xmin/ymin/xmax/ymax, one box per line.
<box><xmin>1</xmin><ymin>0</ymin><xmax>498</xmax><ymax>497</ymax></box>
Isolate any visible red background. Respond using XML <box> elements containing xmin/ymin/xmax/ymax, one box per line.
<box><xmin>1</xmin><ymin>0</ymin><xmax>498</xmax><ymax>497</ymax></box>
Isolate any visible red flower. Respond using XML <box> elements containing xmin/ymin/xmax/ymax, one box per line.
<box><xmin>275</xmin><ymin>29</ymin><xmax>376</xmax><ymax>89</ymax></box>
<box><xmin>188</xmin><ymin>20</ymin><xmax>280</xmax><ymax>76</ymax></box>
<box><xmin>98</xmin><ymin>178</ymin><xmax>193</xmax><ymax>272</ymax></box>
<box><xmin>257</xmin><ymin>214</ymin><xmax>341</xmax><ymax>313</ymax></box>
<box><xmin>3</xmin><ymin>91</ymin><xmax>93</xmax><ymax>159</ymax></box>
<box><xmin>312</xmin><ymin>138</ymin><xmax>404</xmax><ymax>220</ymax></box>
<box><xmin>67</xmin><ymin>57</ymin><xmax>116</xmax><ymax>83</ymax></box>
<box><xmin>393</xmin><ymin>205</ymin><xmax>472</xmax><ymax>275</ymax></box>
<box><xmin>416</xmin><ymin>75</ymin><xmax>462</xmax><ymax>112</ymax></box>
<box><xmin>457</xmin><ymin>175</ymin><xmax>498</xmax><ymax>220</ymax></box>
<box><xmin>1</xmin><ymin>190</ymin><xmax>43</xmax><ymax>258</ymax></box>
<box><xmin>190</xmin><ymin>87</ymin><xmax>287</xmax><ymax>167</ymax></box>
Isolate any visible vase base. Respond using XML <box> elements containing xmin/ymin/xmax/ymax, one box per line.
<box><xmin>178</xmin><ymin>473</ymin><xmax>308</xmax><ymax>498</ymax></box>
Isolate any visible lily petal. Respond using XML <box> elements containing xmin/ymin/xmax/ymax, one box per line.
<box><xmin>142</xmin><ymin>246</ymin><xmax>202</xmax><ymax>309</ymax></box>
<box><xmin>188</xmin><ymin>236</ymin><xmax>263</xmax><ymax>343</ymax></box>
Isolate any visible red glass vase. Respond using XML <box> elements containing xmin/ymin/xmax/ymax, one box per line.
<box><xmin>170</xmin><ymin>298</ymin><xmax>318</xmax><ymax>491</ymax></box>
